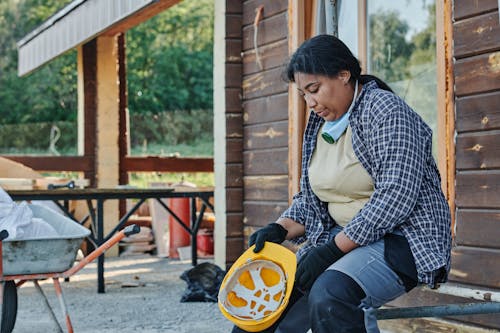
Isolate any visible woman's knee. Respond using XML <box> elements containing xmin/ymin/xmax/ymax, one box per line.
<box><xmin>309</xmin><ymin>270</ymin><xmax>366</xmax><ymax>310</ymax></box>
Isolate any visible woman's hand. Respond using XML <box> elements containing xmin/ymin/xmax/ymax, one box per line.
<box><xmin>295</xmin><ymin>240</ymin><xmax>345</xmax><ymax>291</ymax></box>
<box><xmin>248</xmin><ymin>223</ymin><xmax>288</xmax><ymax>252</ymax></box>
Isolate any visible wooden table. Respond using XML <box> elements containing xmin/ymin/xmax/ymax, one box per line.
<box><xmin>7</xmin><ymin>187</ymin><xmax>214</xmax><ymax>293</ymax></box>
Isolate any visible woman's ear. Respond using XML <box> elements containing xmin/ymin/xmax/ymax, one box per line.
<box><xmin>338</xmin><ymin>70</ymin><xmax>351</xmax><ymax>85</ymax></box>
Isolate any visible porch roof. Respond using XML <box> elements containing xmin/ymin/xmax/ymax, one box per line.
<box><xmin>17</xmin><ymin>0</ymin><xmax>178</xmax><ymax>76</ymax></box>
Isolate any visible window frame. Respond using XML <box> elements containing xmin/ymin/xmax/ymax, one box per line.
<box><xmin>287</xmin><ymin>0</ymin><xmax>456</xmax><ymax>222</ymax></box>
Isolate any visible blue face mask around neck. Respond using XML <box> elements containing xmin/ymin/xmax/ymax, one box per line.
<box><xmin>321</xmin><ymin>80</ymin><xmax>359</xmax><ymax>144</ymax></box>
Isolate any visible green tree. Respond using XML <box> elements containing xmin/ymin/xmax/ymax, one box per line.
<box><xmin>0</xmin><ymin>0</ymin><xmax>76</xmax><ymax>125</ymax></box>
<box><xmin>126</xmin><ymin>0</ymin><xmax>214</xmax><ymax>114</ymax></box>
<box><xmin>368</xmin><ymin>10</ymin><xmax>414</xmax><ymax>83</ymax></box>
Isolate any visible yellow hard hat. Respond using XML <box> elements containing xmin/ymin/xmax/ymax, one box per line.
<box><xmin>218</xmin><ymin>242</ymin><xmax>297</xmax><ymax>332</ymax></box>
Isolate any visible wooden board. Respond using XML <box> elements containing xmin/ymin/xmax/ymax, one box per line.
<box><xmin>242</xmin><ymin>12</ymin><xmax>288</xmax><ymax>51</ymax></box>
<box><xmin>244</xmin><ymin>121</ymin><xmax>288</xmax><ymax>150</ymax></box>
<box><xmin>454</xmin><ymin>52</ymin><xmax>500</xmax><ymax>97</ymax></box>
<box><xmin>226</xmin><ymin>212</ymin><xmax>244</xmax><ymax>237</ymax></box>
<box><xmin>454</xmin><ymin>0</ymin><xmax>498</xmax><ymax>21</ymax></box>
<box><xmin>456</xmin><ymin>91</ymin><xmax>500</xmax><ymax>132</ymax></box>
<box><xmin>243</xmin><ymin>175</ymin><xmax>288</xmax><ymax>201</ymax></box>
<box><xmin>0</xmin><ymin>178</ymin><xmax>35</xmax><ymax>190</ymax></box>
<box><xmin>453</xmin><ymin>12</ymin><xmax>500</xmax><ymax>59</ymax></box>
<box><xmin>450</xmin><ymin>246</ymin><xmax>500</xmax><ymax>288</ymax></box>
<box><xmin>455</xmin><ymin>131</ymin><xmax>500</xmax><ymax>169</ymax></box>
<box><xmin>242</xmin><ymin>0</ymin><xmax>287</xmax><ymax>26</ymax></box>
<box><xmin>242</xmin><ymin>67</ymin><xmax>288</xmax><ymax>100</ymax></box>
<box><xmin>243</xmin><ymin>148</ymin><xmax>288</xmax><ymax>175</ymax></box>
<box><xmin>455</xmin><ymin>209</ymin><xmax>500</xmax><ymax>248</ymax></box>
<box><xmin>244</xmin><ymin>201</ymin><xmax>289</xmax><ymax>226</ymax></box>
<box><xmin>243</xmin><ymin>39</ymin><xmax>288</xmax><ymax>75</ymax></box>
<box><xmin>455</xmin><ymin>171</ymin><xmax>500</xmax><ymax>208</ymax></box>
<box><xmin>226</xmin><ymin>188</ymin><xmax>243</xmax><ymax>213</ymax></box>
<box><xmin>243</xmin><ymin>93</ymin><xmax>288</xmax><ymax>125</ymax></box>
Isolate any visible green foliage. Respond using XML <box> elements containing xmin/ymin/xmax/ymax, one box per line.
<box><xmin>369</xmin><ymin>10</ymin><xmax>414</xmax><ymax>82</ymax></box>
<box><xmin>368</xmin><ymin>2</ymin><xmax>438</xmax><ymax>155</ymax></box>
<box><xmin>129</xmin><ymin>109</ymin><xmax>213</xmax><ymax>148</ymax></box>
<box><xmin>0</xmin><ymin>0</ymin><xmax>77</xmax><ymax>125</ymax></box>
<box><xmin>0</xmin><ymin>121</ymin><xmax>77</xmax><ymax>154</ymax></box>
<box><xmin>126</xmin><ymin>0</ymin><xmax>214</xmax><ymax>114</ymax></box>
<box><xmin>0</xmin><ymin>0</ymin><xmax>214</xmax><ymax>155</ymax></box>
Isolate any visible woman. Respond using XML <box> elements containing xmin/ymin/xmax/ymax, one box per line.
<box><xmin>233</xmin><ymin>35</ymin><xmax>451</xmax><ymax>333</ymax></box>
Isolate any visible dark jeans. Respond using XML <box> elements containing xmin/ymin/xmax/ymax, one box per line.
<box><xmin>231</xmin><ymin>271</ymin><xmax>367</xmax><ymax>333</ymax></box>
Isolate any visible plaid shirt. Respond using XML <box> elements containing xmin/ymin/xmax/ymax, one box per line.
<box><xmin>281</xmin><ymin>80</ymin><xmax>451</xmax><ymax>285</ymax></box>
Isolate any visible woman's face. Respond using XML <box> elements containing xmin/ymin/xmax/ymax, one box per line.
<box><xmin>294</xmin><ymin>71</ymin><xmax>353</xmax><ymax>122</ymax></box>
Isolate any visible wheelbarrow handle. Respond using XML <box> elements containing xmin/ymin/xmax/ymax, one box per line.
<box><xmin>63</xmin><ymin>224</ymin><xmax>141</xmax><ymax>278</ymax></box>
<box><xmin>123</xmin><ymin>224</ymin><xmax>140</xmax><ymax>237</ymax></box>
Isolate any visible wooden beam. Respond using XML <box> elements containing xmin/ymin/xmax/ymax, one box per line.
<box><xmin>287</xmin><ymin>0</ymin><xmax>306</xmax><ymax>203</ymax></box>
<box><xmin>103</xmin><ymin>0</ymin><xmax>181</xmax><ymax>36</ymax></box>
<box><xmin>82</xmin><ymin>39</ymin><xmax>97</xmax><ymax>187</ymax></box>
<box><xmin>117</xmin><ymin>33</ymin><xmax>129</xmax><ymax>186</ymax></box>
<box><xmin>3</xmin><ymin>156</ymin><xmax>93</xmax><ymax>172</ymax></box>
<box><xmin>123</xmin><ymin>156</ymin><xmax>213</xmax><ymax>173</ymax></box>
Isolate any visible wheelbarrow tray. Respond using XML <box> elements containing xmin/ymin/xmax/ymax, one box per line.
<box><xmin>2</xmin><ymin>204</ymin><xmax>90</xmax><ymax>275</ymax></box>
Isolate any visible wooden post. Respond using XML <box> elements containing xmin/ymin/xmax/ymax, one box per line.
<box><xmin>96</xmin><ymin>35</ymin><xmax>121</xmax><ymax>257</ymax></box>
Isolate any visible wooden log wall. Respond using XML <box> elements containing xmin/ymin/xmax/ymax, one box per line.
<box><xmin>241</xmin><ymin>0</ymin><xmax>290</xmax><ymax>243</ymax></box>
<box><xmin>221</xmin><ymin>1</ymin><xmax>245</xmax><ymax>266</ymax></box>
<box><xmin>384</xmin><ymin>1</ymin><xmax>500</xmax><ymax>331</ymax></box>
<box><xmin>452</xmin><ymin>0</ymin><xmax>500</xmax><ymax>295</ymax></box>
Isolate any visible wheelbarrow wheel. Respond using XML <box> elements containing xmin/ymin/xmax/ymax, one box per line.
<box><xmin>1</xmin><ymin>281</ymin><xmax>17</xmax><ymax>333</ymax></box>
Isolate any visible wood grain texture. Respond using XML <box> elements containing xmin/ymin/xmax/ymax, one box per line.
<box><xmin>243</xmin><ymin>39</ymin><xmax>288</xmax><ymax>75</ymax></box>
<box><xmin>226</xmin><ymin>187</ymin><xmax>243</xmax><ymax>213</ymax></box>
<box><xmin>226</xmin><ymin>212</ymin><xmax>244</xmax><ymax>237</ymax></box>
<box><xmin>455</xmin><ymin>171</ymin><xmax>500</xmax><ymax>208</ymax></box>
<box><xmin>456</xmin><ymin>209</ymin><xmax>500</xmax><ymax>248</ymax></box>
<box><xmin>454</xmin><ymin>0</ymin><xmax>498</xmax><ymax>21</ymax></box>
<box><xmin>243</xmin><ymin>175</ymin><xmax>288</xmax><ymax>201</ymax></box>
<box><xmin>226</xmin><ymin>163</ymin><xmax>243</xmax><ymax>188</ymax></box>
<box><xmin>226</xmin><ymin>139</ymin><xmax>243</xmax><ymax>163</ymax></box>
<box><xmin>449</xmin><ymin>246</ymin><xmax>500</xmax><ymax>288</ymax></box>
<box><xmin>454</xmin><ymin>52</ymin><xmax>500</xmax><ymax>96</ymax></box>
<box><xmin>242</xmin><ymin>0</ymin><xmax>287</xmax><ymax>26</ymax></box>
<box><xmin>453</xmin><ymin>12</ymin><xmax>500</xmax><ymax>59</ymax></box>
<box><xmin>244</xmin><ymin>121</ymin><xmax>288</xmax><ymax>150</ymax></box>
<box><xmin>242</xmin><ymin>67</ymin><xmax>288</xmax><ymax>100</ymax></box>
<box><xmin>456</xmin><ymin>92</ymin><xmax>500</xmax><ymax>132</ymax></box>
<box><xmin>243</xmin><ymin>93</ymin><xmax>288</xmax><ymax>125</ymax></box>
<box><xmin>243</xmin><ymin>148</ymin><xmax>288</xmax><ymax>175</ymax></box>
<box><xmin>455</xmin><ymin>130</ymin><xmax>500</xmax><ymax>169</ymax></box>
<box><xmin>242</xmin><ymin>12</ymin><xmax>287</xmax><ymax>50</ymax></box>
<box><xmin>244</xmin><ymin>201</ymin><xmax>288</xmax><ymax>226</ymax></box>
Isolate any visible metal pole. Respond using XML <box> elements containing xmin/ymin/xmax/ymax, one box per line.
<box><xmin>376</xmin><ymin>302</ymin><xmax>500</xmax><ymax>320</ymax></box>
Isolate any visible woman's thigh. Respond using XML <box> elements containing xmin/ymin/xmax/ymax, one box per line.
<box><xmin>329</xmin><ymin>238</ymin><xmax>406</xmax><ymax>308</ymax></box>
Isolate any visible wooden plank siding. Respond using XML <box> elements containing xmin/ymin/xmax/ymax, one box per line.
<box><xmin>241</xmin><ymin>0</ymin><xmax>289</xmax><ymax>244</ymax></box>
<box><xmin>222</xmin><ymin>2</ymin><xmax>245</xmax><ymax>267</ymax></box>
<box><xmin>447</xmin><ymin>0</ymin><xmax>500</xmax><ymax>329</ymax></box>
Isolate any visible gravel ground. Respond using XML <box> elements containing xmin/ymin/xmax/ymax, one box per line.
<box><xmin>11</xmin><ymin>255</ymin><xmax>234</xmax><ymax>333</ymax></box>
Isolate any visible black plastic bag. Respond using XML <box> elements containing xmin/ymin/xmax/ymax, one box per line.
<box><xmin>180</xmin><ymin>262</ymin><xmax>226</xmax><ymax>302</ymax></box>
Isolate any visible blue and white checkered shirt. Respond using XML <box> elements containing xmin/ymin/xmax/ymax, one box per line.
<box><xmin>281</xmin><ymin>80</ymin><xmax>451</xmax><ymax>285</ymax></box>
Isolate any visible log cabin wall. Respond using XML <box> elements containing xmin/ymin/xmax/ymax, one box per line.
<box><xmin>381</xmin><ymin>1</ymin><xmax>500</xmax><ymax>331</ymax></box>
<box><xmin>241</xmin><ymin>0</ymin><xmax>290</xmax><ymax>250</ymax></box>
<box><xmin>451</xmin><ymin>0</ymin><xmax>500</xmax><ymax>292</ymax></box>
<box><xmin>216</xmin><ymin>1</ymin><xmax>245</xmax><ymax>268</ymax></box>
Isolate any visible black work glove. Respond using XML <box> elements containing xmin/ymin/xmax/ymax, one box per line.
<box><xmin>295</xmin><ymin>240</ymin><xmax>345</xmax><ymax>291</ymax></box>
<box><xmin>248</xmin><ymin>223</ymin><xmax>288</xmax><ymax>253</ymax></box>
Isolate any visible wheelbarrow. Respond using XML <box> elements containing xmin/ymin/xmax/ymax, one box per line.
<box><xmin>0</xmin><ymin>204</ymin><xmax>140</xmax><ymax>333</ymax></box>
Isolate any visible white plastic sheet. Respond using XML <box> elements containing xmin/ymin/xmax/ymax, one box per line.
<box><xmin>0</xmin><ymin>187</ymin><xmax>57</xmax><ymax>240</ymax></box>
